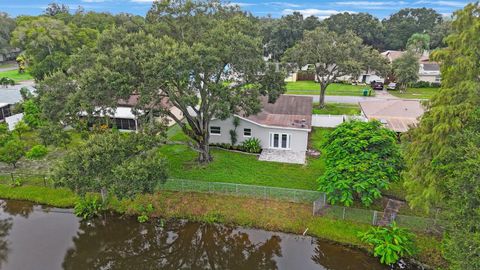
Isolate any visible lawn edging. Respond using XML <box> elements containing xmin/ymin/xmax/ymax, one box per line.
<box><xmin>0</xmin><ymin>184</ymin><xmax>445</xmax><ymax>268</ymax></box>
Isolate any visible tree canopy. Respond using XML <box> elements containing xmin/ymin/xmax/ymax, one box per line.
<box><xmin>284</xmin><ymin>27</ymin><xmax>388</xmax><ymax>107</ymax></box>
<box><xmin>323</xmin><ymin>12</ymin><xmax>386</xmax><ymax>50</ymax></box>
<box><xmin>382</xmin><ymin>8</ymin><xmax>443</xmax><ymax>50</ymax></box>
<box><xmin>318</xmin><ymin>121</ymin><xmax>403</xmax><ymax>206</ymax></box>
<box><xmin>403</xmin><ymin>3</ymin><xmax>480</xmax><ymax>268</ymax></box>
<box><xmin>0</xmin><ymin>12</ymin><xmax>15</xmax><ymax>57</ymax></box>
<box><xmin>392</xmin><ymin>50</ymin><xmax>419</xmax><ymax>92</ymax></box>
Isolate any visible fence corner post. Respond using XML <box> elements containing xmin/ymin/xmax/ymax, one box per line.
<box><xmin>372</xmin><ymin>210</ymin><xmax>377</xmax><ymax>225</ymax></box>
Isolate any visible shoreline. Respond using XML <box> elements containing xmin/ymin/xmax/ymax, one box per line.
<box><xmin>0</xmin><ymin>184</ymin><xmax>445</xmax><ymax>269</ymax></box>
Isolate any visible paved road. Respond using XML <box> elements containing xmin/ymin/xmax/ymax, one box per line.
<box><xmin>0</xmin><ymin>80</ymin><xmax>35</xmax><ymax>104</ymax></box>
<box><xmin>286</xmin><ymin>90</ymin><xmax>401</xmax><ymax>104</ymax></box>
<box><xmin>0</xmin><ymin>63</ymin><xmax>18</xmax><ymax>72</ymax></box>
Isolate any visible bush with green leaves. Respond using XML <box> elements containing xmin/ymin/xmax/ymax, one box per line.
<box><xmin>0</xmin><ymin>139</ymin><xmax>25</xmax><ymax>168</ymax></box>
<box><xmin>242</xmin><ymin>137</ymin><xmax>262</xmax><ymax>153</ymax></box>
<box><xmin>359</xmin><ymin>222</ymin><xmax>416</xmax><ymax>265</ymax></box>
<box><xmin>0</xmin><ymin>122</ymin><xmax>12</xmax><ymax>147</ymax></box>
<box><xmin>318</xmin><ymin>120</ymin><xmax>403</xmax><ymax>206</ymax></box>
<box><xmin>26</xmin><ymin>145</ymin><xmax>48</xmax><ymax>159</ymax></box>
<box><xmin>22</xmin><ymin>99</ymin><xmax>43</xmax><ymax>128</ymax></box>
<box><xmin>54</xmin><ymin>131</ymin><xmax>167</xmax><ymax>200</ymax></box>
<box><xmin>0</xmin><ymin>77</ymin><xmax>15</xmax><ymax>87</ymax></box>
<box><xmin>74</xmin><ymin>195</ymin><xmax>105</xmax><ymax>220</ymax></box>
<box><xmin>38</xmin><ymin>122</ymin><xmax>71</xmax><ymax>147</ymax></box>
<box><xmin>136</xmin><ymin>203</ymin><xmax>154</xmax><ymax>223</ymax></box>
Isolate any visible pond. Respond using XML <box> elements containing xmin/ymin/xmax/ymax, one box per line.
<box><xmin>0</xmin><ymin>199</ymin><xmax>394</xmax><ymax>270</ymax></box>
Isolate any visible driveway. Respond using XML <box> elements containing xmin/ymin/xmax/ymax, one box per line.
<box><xmin>0</xmin><ymin>80</ymin><xmax>36</xmax><ymax>104</ymax></box>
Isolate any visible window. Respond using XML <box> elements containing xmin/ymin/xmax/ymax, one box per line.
<box><xmin>243</xmin><ymin>128</ymin><xmax>251</xmax><ymax>137</ymax></box>
<box><xmin>269</xmin><ymin>133</ymin><xmax>291</xmax><ymax>149</ymax></box>
<box><xmin>435</xmin><ymin>76</ymin><xmax>441</xmax><ymax>82</ymax></box>
<box><xmin>210</xmin><ymin>126</ymin><xmax>221</xmax><ymax>135</ymax></box>
<box><xmin>115</xmin><ymin>118</ymin><xmax>137</xmax><ymax>130</ymax></box>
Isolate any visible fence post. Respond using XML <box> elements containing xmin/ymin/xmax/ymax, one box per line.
<box><xmin>10</xmin><ymin>173</ymin><xmax>14</xmax><ymax>185</ymax></box>
<box><xmin>43</xmin><ymin>176</ymin><xmax>47</xmax><ymax>187</ymax></box>
<box><xmin>323</xmin><ymin>193</ymin><xmax>326</xmax><ymax>206</ymax></box>
<box><xmin>342</xmin><ymin>207</ymin><xmax>346</xmax><ymax>219</ymax></box>
<box><xmin>372</xmin><ymin>211</ymin><xmax>377</xmax><ymax>225</ymax></box>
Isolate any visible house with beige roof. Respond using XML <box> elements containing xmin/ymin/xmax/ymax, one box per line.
<box><xmin>359</xmin><ymin>99</ymin><xmax>425</xmax><ymax>133</ymax></box>
<box><xmin>209</xmin><ymin>95</ymin><xmax>313</xmax><ymax>164</ymax></box>
<box><xmin>381</xmin><ymin>50</ymin><xmax>441</xmax><ymax>84</ymax></box>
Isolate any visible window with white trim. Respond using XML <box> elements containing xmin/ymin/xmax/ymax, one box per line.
<box><xmin>243</xmin><ymin>128</ymin><xmax>252</xmax><ymax>137</ymax></box>
<box><xmin>210</xmin><ymin>126</ymin><xmax>221</xmax><ymax>135</ymax></box>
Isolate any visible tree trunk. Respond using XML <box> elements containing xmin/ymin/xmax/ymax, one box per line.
<box><xmin>197</xmin><ymin>142</ymin><xmax>212</xmax><ymax>164</ymax></box>
<box><xmin>318</xmin><ymin>83</ymin><xmax>328</xmax><ymax>108</ymax></box>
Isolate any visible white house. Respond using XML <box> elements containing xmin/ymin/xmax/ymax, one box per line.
<box><xmin>381</xmin><ymin>50</ymin><xmax>441</xmax><ymax>84</ymax></box>
<box><xmin>209</xmin><ymin>95</ymin><xmax>313</xmax><ymax>164</ymax></box>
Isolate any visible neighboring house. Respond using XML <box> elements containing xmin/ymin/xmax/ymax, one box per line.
<box><xmin>381</xmin><ymin>50</ymin><xmax>441</xmax><ymax>84</ymax></box>
<box><xmin>84</xmin><ymin>94</ymin><xmax>183</xmax><ymax>131</ymax></box>
<box><xmin>0</xmin><ymin>103</ymin><xmax>12</xmax><ymax>122</ymax></box>
<box><xmin>209</xmin><ymin>95</ymin><xmax>313</xmax><ymax>164</ymax></box>
<box><xmin>359</xmin><ymin>99</ymin><xmax>425</xmax><ymax>133</ymax></box>
<box><xmin>0</xmin><ymin>48</ymin><xmax>21</xmax><ymax>63</ymax></box>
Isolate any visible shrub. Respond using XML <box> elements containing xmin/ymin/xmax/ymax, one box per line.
<box><xmin>242</xmin><ymin>137</ymin><xmax>261</xmax><ymax>153</ymax></box>
<box><xmin>359</xmin><ymin>222</ymin><xmax>416</xmax><ymax>265</ymax></box>
<box><xmin>318</xmin><ymin>121</ymin><xmax>403</xmax><ymax>206</ymax></box>
<box><xmin>0</xmin><ymin>139</ymin><xmax>25</xmax><ymax>168</ymax></box>
<box><xmin>74</xmin><ymin>195</ymin><xmax>104</xmax><ymax>220</ymax></box>
<box><xmin>411</xmin><ymin>81</ymin><xmax>431</xmax><ymax>88</ymax></box>
<box><xmin>26</xmin><ymin>145</ymin><xmax>48</xmax><ymax>159</ymax></box>
<box><xmin>136</xmin><ymin>203</ymin><xmax>154</xmax><ymax>223</ymax></box>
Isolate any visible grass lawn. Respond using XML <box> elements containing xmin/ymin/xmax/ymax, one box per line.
<box><xmin>388</xmin><ymin>87</ymin><xmax>439</xmax><ymax>99</ymax></box>
<box><xmin>160</xmin><ymin>127</ymin><xmax>331</xmax><ymax>190</ymax></box>
<box><xmin>286</xmin><ymin>81</ymin><xmax>373</xmax><ymax>96</ymax></box>
<box><xmin>0</xmin><ymin>69</ymin><xmax>33</xmax><ymax>83</ymax></box>
<box><xmin>312</xmin><ymin>103</ymin><xmax>361</xmax><ymax>115</ymax></box>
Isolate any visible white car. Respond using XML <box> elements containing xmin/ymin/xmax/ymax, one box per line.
<box><xmin>387</xmin><ymin>83</ymin><xmax>397</xmax><ymax>90</ymax></box>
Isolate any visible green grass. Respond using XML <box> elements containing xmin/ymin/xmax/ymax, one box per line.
<box><xmin>0</xmin><ymin>69</ymin><xmax>33</xmax><ymax>83</ymax></box>
<box><xmin>160</xmin><ymin>128</ymin><xmax>331</xmax><ymax>190</ymax></box>
<box><xmin>312</xmin><ymin>103</ymin><xmax>361</xmax><ymax>115</ymax></box>
<box><xmin>286</xmin><ymin>81</ymin><xmax>373</xmax><ymax>96</ymax></box>
<box><xmin>388</xmin><ymin>87</ymin><xmax>439</xmax><ymax>99</ymax></box>
<box><xmin>0</xmin><ymin>185</ymin><xmax>78</xmax><ymax>207</ymax></box>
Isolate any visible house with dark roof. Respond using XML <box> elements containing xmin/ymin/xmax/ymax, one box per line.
<box><xmin>209</xmin><ymin>95</ymin><xmax>313</xmax><ymax>164</ymax></box>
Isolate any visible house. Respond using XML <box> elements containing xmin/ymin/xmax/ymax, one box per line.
<box><xmin>82</xmin><ymin>94</ymin><xmax>183</xmax><ymax>131</ymax></box>
<box><xmin>0</xmin><ymin>103</ymin><xmax>12</xmax><ymax>122</ymax></box>
<box><xmin>381</xmin><ymin>50</ymin><xmax>441</xmax><ymax>84</ymax></box>
<box><xmin>359</xmin><ymin>99</ymin><xmax>425</xmax><ymax>133</ymax></box>
<box><xmin>209</xmin><ymin>95</ymin><xmax>313</xmax><ymax>164</ymax></box>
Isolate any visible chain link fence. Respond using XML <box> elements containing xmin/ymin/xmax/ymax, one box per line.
<box><xmin>0</xmin><ymin>173</ymin><xmax>443</xmax><ymax>233</ymax></box>
<box><xmin>158</xmin><ymin>178</ymin><xmax>323</xmax><ymax>203</ymax></box>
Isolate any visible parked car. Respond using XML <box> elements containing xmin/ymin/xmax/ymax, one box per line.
<box><xmin>387</xmin><ymin>82</ymin><xmax>397</xmax><ymax>90</ymax></box>
<box><xmin>370</xmin><ymin>81</ymin><xmax>384</xmax><ymax>90</ymax></box>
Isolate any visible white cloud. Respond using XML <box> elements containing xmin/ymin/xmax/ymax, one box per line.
<box><xmin>81</xmin><ymin>0</ymin><xmax>108</xmax><ymax>3</ymax></box>
<box><xmin>130</xmin><ymin>0</ymin><xmax>155</xmax><ymax>3</ymax></box>
<box><xmin>282</xmin><ymin>8</ymin><xmax>356</xmax><ymax>18</ymax></box>
<box><xmin>265</xmin><ymin>2</ymin><xmax>302</xmax><ymax>8</ymax></box>
<box><xmin>334</xmin><ymin>1</ymin><xmax>406</xmax><ymax>6</ymax></box>
<box><xmin>227</xmin><ymin>2</ymin><xmax>257</xmax><ymax>7</ymax></box>
<box><xmin>414</xmin><ymin>0</ymin><xmax>468</xmax><ymax>7</ymax></box>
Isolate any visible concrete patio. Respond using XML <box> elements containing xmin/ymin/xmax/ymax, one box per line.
<box><xmin>258</xmin><ymin>149</ymin><xmax>306</xmax><ymax>165</ymax></box>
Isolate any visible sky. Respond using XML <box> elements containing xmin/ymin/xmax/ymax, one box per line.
<box><xmin>0</xmin><ymin>0</ymin><xmax>473</xmax><ymax>19</ymax></box>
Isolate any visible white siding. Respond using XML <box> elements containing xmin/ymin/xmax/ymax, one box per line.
<box><xmin>209</xmin><ymin>117</ymin><xmax>309</xmax><ymax>152</ymax></box>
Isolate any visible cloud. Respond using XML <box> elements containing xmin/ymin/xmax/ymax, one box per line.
<box><xmin>282</xmin><ymin>8</ymin><xmax>356</xmax><ymax>19</ymax></box>
<box><xmin>81</xmin><ymin>0</ymin><xmax>108</xmax><ymax>2</ymax></box>
<box><xmin>130</xmin><ymin>0</ymin><xmax>155</xmax><ymax>3</ymax></box>
<box><xmin>414</xmin><ymin>0</ymin><xmax>468</xmax><ymax>7</ymax></box>
<box><xmin>334</xmin><ymin>1</ymin><xmax>406</xmax><ymax>6</ymax></box>
<box><xmin>227</xmin><ymin>2</ymin><xmax>257</xmax><ymax>7</ymax></box>
<box><xmin>265</xmin><ymin>2</ymin><xmax>302</xmax><ymax>7</ymax></box>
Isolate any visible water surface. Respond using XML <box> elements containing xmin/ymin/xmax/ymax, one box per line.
<box><xmin>0</xmin><ymin>199</ymin><xmax>389</xmax><ymax>270</ymax></box>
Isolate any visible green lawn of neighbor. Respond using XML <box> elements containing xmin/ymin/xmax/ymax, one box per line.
<box><xmin>160</xmin><ymin>127</ymin><xmax>331</xmax><ymax>190</ymax></box>
<box><xmin>312</xmin><ymin>103</ymin><xmax>361</xmax><ymax>115</ymax></box>
<box><xmin>388</xmin><ymin>87</ymin><xmax>439</xmax><ymax>99</ymax></box>
<box><xmin>0</xmin><ymin>62</ymin><xmax>17</xmax><ymax>69</ymax></box>
<box><xmin>286</xmin><ymin>81</ymin><xmax>372</xmax><ymax>96</ymax></box>
<box><xmin>0</xmin><ymin>70</ymin><xmax>33</xmax><ymax>83</ymax></box>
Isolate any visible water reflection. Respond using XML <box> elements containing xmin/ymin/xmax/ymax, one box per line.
<box><xmin>0</xmin><ymin>199</ymin><xmax>392</xmax><ymax>270</ymax></box>
<box><xmin>63</xmin><ymin>218</ymin><xmax>282</xmax><ymax>270</ymax></box>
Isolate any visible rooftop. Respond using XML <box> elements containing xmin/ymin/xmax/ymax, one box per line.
<box><xmin>240</xmin><ymin>95</ymin><xmax>313</xmax><ymax>130</ymax></box>
<box><xmin>359</xmin><ymin>99</ymin><xmax>425</xmax><ymax>132</ymax></box>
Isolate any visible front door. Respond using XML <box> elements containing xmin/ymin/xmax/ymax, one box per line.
<box><xmin>269</xmin><ymin>133</ymin><xmax>290</xmax><ymax>149</ymax></box>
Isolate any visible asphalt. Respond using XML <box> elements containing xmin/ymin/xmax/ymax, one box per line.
<box><xmin>0</xmin><ymin>80</ymin><xmax>35</xmax><ymax>104</ymax></box>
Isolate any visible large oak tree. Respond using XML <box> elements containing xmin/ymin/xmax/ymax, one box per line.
<box><xmin>39</xmin><ymin>0</ymin><xmax>285</xmax><ymax>164</ymax></box>
<box><xmin>283</xmin><ymin>27</ymin><xmax>388</xmax><ymax>108</ymax></box>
